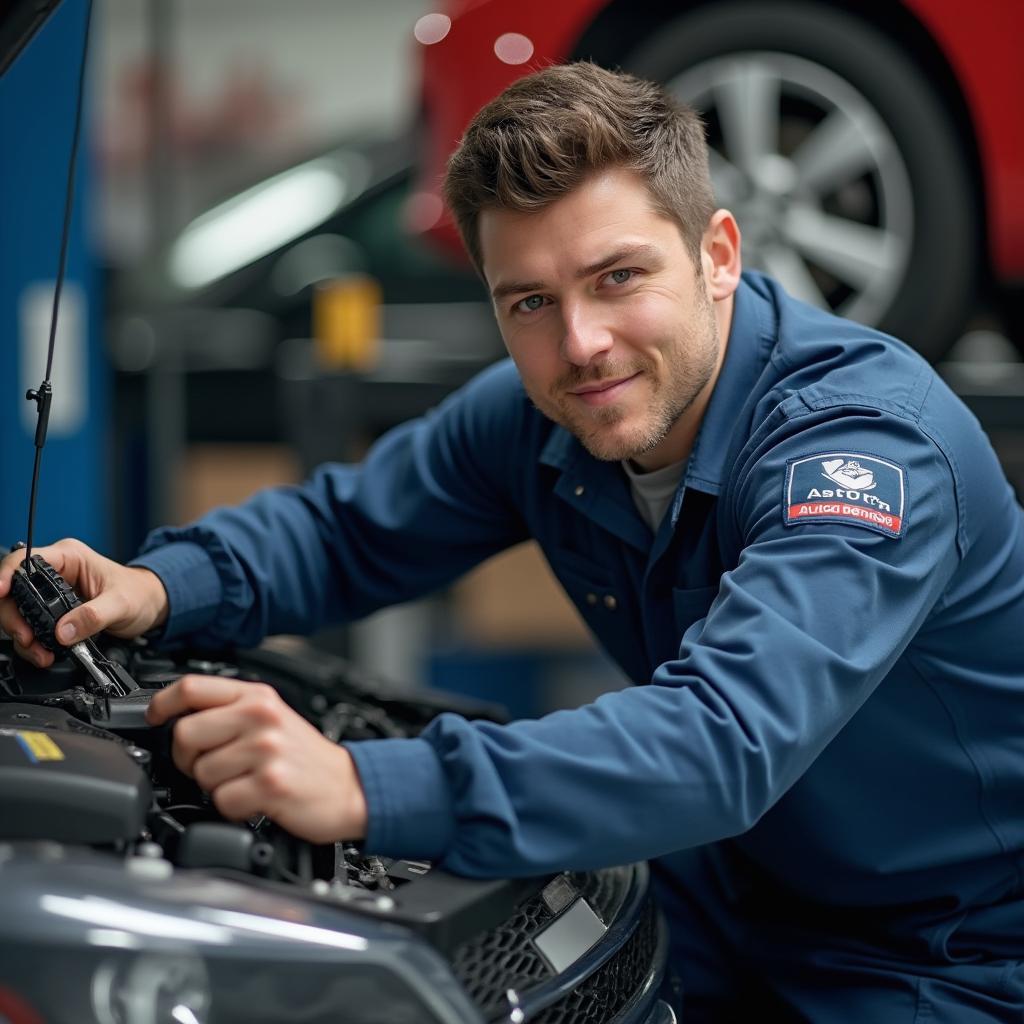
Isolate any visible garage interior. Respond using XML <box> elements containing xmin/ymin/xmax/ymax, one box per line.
<box><xmin>1</xmin><ymin>1</ymin><xmax>1021</xmax><ymax>1022</ymax></box>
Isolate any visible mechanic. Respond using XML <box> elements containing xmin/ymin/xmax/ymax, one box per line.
<box><xmin>4</xmin><ymin>62</ymin><xmax>1024</xmax><ymax>1021</ymax></box>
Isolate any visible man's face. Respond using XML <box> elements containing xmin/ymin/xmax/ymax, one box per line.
<box><xmin>479</xmin><ymin>167</ymin><xmax>727</xmax><ymax>469</ymax></box>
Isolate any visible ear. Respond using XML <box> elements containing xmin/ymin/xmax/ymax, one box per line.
<box><xmin>700</xmin><ymin>210</ymin><xmax>742</xmax><ymax>301</ymax></box>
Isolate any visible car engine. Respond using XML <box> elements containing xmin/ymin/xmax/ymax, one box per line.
<box><xmin>0</xmin><ymin>633</ymin><xmax>670</xmax><ymax>1024</ymax></box>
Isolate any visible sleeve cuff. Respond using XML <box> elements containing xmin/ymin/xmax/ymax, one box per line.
<box><xmin>130</xmin><ymin>542</ymin><xmax>222</xmax><ymax>645</ymax></box>
<box><xmin>345</xmin><ymin>737</ymin><xmax>455</xmax><ymax>860</ymax></box>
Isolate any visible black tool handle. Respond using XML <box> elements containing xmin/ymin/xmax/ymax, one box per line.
<box><xmin>10</xmin><ymin>554</ymin><xmax>81</xmax><ymax>653</ymax></box>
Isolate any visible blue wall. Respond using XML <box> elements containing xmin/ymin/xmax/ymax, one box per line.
<box><xmin>0</xmin><ymin>0</ymin><xmax>106</xmax><ymax>553</ymax></box>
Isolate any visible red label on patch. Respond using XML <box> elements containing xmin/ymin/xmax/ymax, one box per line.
<box><xmin>784</xmin><ymin>452</ymin><xmax>907</xmax><ymax>538</ymax></box>
<box><xmin>787</xmin><ymin>502</ymin><xmax>902</xmax><ymax>532</ymax></box>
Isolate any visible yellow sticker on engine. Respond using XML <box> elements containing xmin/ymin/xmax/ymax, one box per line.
<box><xmin>16</xmin><ymin>730</ymin><xmax>64</xmax><ymax>762</ymax></box>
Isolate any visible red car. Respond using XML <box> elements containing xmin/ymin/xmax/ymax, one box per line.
<box><xmin>414</xmin><ymin>0</ymin><xmax>1023</xmax><ymax>361</ymax></box>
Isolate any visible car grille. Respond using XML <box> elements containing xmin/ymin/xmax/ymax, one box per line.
<box><xmin>450</xmin><ymin>866</ymin><xmax>658</xmax><ymax>1023</ymax></box>
<box><xmin>533</xmin><ymin>899</ymin><xmax>659</xmax><ymax>1024</ymax></box>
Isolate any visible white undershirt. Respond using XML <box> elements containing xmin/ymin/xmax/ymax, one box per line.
<box><xmin>621</xmin><ymin>457</ymin><xmax>688</xmax><ymax>533</ymax></box>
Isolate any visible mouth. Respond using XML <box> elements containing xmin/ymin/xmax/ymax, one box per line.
<box><xmin>568</xmin><ymin>373</ymin><xmax>640</xmax><ymax>407</ymax></box>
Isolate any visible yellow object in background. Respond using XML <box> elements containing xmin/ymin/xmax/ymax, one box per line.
<box><xmin>313</xmin><ymin>275</ymin><xmax>382</xmax><ymax>370</ymax></box>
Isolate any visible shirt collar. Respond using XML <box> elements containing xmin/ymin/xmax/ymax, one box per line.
<box><xmin>540</xmin><ymin>426</ymin><xmax>650</xmax><ymax>550</ymax></box>
<box><xmin>682</xmin><ymin>273</ymin><xmax>776</xmax><ymax>495</ymax></box>
<box><xmin>538</xmin><ymin>421</ymin><xmax>578</xmax><ymax>473</ymax></box>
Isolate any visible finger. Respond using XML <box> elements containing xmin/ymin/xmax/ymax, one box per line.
<box><xmin>1</xmin><ymin>542</ymin><xmax>72</xmax><ymax>580</ymax></box>
<box><xmin>0</xmin><ymin>548</ymin><xmax>31</xmax><ymax>596</ymax></box>
<box><xmin>190</xmin><ymin>738</ymin><xmax>256</xmax><ymax>792</ymax></box>
<box><xmin>146</xmin><ymin>675</ymin><xmax>253</xmax><ymax>725</ymax></box>
<box><xmin>0</xmin><ymin>603</ymin><xmax>34</xmax><ymax>648</ymax></box>
<box><xmin>172</xmin><ymin>704</ymin><xmax>251</xmax><ymax>775</ymax></box>
<box><xmin>31</xmin><ymin>541</ymin><xmax>75</xmax><ymax>578</ymax></box>
<box><xmin>12</xmin><ymin>638</ymin><xmax>54</xmax><ymax>668</ymax></box>
<box><xmin>209</xmin><ymin>774</ymin><xmax>265</xmax><ymax>823</ymax></box>
<box><xmin>53</xmin><ymin>586</ymin><xmax>131</xmax><ymax>645</ymax></box>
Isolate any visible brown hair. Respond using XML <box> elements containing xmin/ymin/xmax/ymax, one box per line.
<box><xmin>443</xmin><ymin>62</ymin><xmax>716</xmax><ymax>274</ymax></box>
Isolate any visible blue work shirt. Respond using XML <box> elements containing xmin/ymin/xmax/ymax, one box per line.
<box><xmin>135</xmin><ymin>273</ymin><xmax>1024</xmax><ymax>944</ymax></box>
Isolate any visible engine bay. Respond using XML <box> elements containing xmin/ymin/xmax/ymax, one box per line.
<box><xmin>0</xmin><ymin>632</ymin><xmax>666</xmax><ymax>1024</ymax></box>
<box><xmin>0</xmin><ymin>635</ymin><xmax>537</xmax><ymax>944</ymax></box>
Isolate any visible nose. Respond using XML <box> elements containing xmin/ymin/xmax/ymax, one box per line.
<box><xmin>560</xmin><ymin>300</ymin><xmax>613</xmax><ymax>366</ymax></box>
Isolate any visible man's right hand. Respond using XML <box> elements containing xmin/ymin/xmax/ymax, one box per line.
<box><xmin>0</xmin><ymin>539</ymin><xmax>169</xmax><ymax>667</ymax></box>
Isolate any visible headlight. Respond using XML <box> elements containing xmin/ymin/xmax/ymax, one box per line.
<box><xmin>0</xmin><ymin>844</ymin><xmax>482</xmax><ymax>1024</ymax></box>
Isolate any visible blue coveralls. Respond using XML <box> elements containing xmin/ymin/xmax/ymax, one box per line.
<box><xmin>136</xmin><ymin>274</ymin><xmax>1024</xmax><ymax>1021</ymax></box>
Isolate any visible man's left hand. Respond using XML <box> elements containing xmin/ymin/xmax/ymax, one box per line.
<box><xmin>146</xmin><ymin>675</ymin><xmax>368</xmax><ymax>844</ymax></box>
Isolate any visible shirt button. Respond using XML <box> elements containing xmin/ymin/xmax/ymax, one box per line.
<box><xmin>586</xmin><ymin>593</ymin><xmax>598</xmax><ymax>606</ymax></box>
<box><xmin>603</xmin><ymin>595</ymin><xmax>617</xmax><ymax>611</ymax></box>
<box><xmin>574</xmin><ymin>485</ymin><xmax>585</xmax><ymax>497</ymax></box>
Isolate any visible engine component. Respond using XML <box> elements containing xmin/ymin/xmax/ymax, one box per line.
<box><xmin>0</xmin><ymin>703</ymin><xmax>150</xmax><ymax>843</ymax></box>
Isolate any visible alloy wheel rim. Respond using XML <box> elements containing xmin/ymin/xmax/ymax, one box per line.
<box><xmin>668</xmin><ymin>52</ymin><xmax>915</xmax><ymax>326</ymax></box>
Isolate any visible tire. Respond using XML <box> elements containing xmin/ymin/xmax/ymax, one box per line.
<box><xmin>622</xmin><ymin>1</ymin><xmax>979</xmax><ymax>362</ymax></box>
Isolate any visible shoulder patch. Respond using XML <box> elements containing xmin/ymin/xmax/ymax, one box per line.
<box><xmin>783</xmin><ymin>452</ymin><xmax>907</xmax><ymax>538</ymax></box>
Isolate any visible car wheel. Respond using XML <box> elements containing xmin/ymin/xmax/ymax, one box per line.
<box><xmin>622</xmin><ymin>1</ymin><xmax>979</xmax><ymax>362</ymax></box>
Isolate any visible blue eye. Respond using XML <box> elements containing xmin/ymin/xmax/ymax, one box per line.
<box><xmin>608</xmin><ymin>269</ymin><xmax>633</xmax><ymax>285</ymax></box>
<box><xmin>515</xmin><ymin>294</ymin><xmax>546</xmax><ymax>313</ymax></box>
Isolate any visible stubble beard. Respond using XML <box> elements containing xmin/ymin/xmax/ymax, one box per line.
<box><xmin>533</xmin><ymin>300</ymin><xmax>720</xmax><ymax>462</ymax></box>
